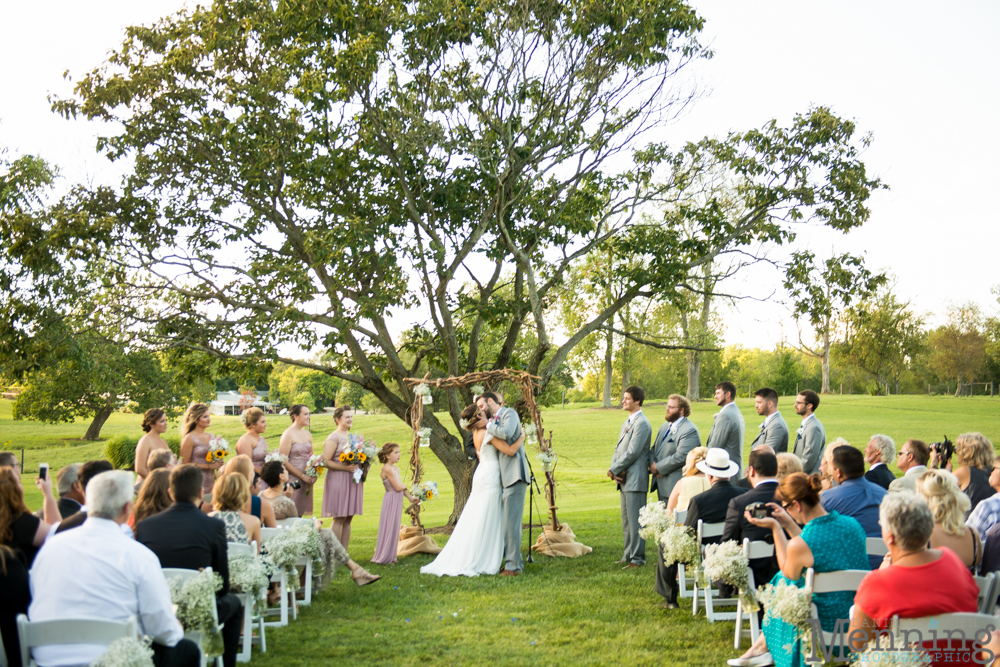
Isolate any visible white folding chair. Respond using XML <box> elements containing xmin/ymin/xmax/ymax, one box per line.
<box><xmin>972</xmin><ymin>572</ymin><xmax>996</xmax><ymax>615</ymax></box>
<box><xmin>865</xmin><ymin>536</ymin><xmax>888</xmax><ymax>559</ymax></box>
<box><xmin>163</xmin><ymin>567</ymin><xmax>224</xmax><ymax>667</ymax></box>
<box><xmin>17</xmin><ymin>615</ymin><xmax>137</xmax><ymax>667</ymax></box>
<box><xmin>259</xmin><ymin>528</ymin><xmax>297</xmax><ymax>627</ymax></box>
<box><xmin>228</xmin><ymin>542</ymin><xmax>266</xmax><ymax>662</ymax></box>
<box><xmin>734</xmin><ymin>539</ymin><xmax>774</xmax><ymax>648</ymax></box>
<box><xmin>295</xmin><ymin>555</ymin><xmax>314</xmax><ymax>606</ymax></box>
<box><xmin>692</xmin><ymin>520</ymin><xmax>725</xmax><ymax>615</ymax></box>
<box><xmin>802</xmin><ymin>568</ymin><xmax>869</xmax><ymax>665</ymax></box>
<box><xmin>275</xmin><ymin>517</ymin><xmax>311</xmax><ymax>528</ymax></box>
<box><xmin>673</xmin><ymin>509</ymin><xmax>694</xmax><ymax>599</ymax></box>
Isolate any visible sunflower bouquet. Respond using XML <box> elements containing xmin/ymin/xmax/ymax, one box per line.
<box><xmin>411</xmin><ymin>480</ymin><xmax>438</xmax><ymax>502</ymax></box>
<box><xmin>340</xmin><ymin>435</ymin><xmax>369</xmax><ymax>483</ymax></box>
<box><xmin>304</xmin><ymin>454</ymin><xmax>325</xmax><ymax>481</ymax></box>
<box><xmin>205</xmin><ymin>436</ymin><xmax>230</xmax><ymax>463</ymax></box>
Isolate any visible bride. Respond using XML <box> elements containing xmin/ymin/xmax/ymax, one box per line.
<box><xmin>421</xmin><ymin>404</ymin><xmax>525</xmax><ymax>577</ymax></box>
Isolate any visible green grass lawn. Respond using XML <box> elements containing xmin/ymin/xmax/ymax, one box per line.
<box><xmin>3</xmin><ymin>395</ymin><xmax>1000</xmax><ymax>665</ymax></box>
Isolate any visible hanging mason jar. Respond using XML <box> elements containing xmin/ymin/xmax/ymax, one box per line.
<box><xmin>527</xmin><ymin>433</ymin><xmax>538</xmax><ymax>445</ymax></box>
<box><xmin>421</xmin><ymin>393</ymin><xmax>433</xmax><ymax>405</ymax></box>
<box><xmin>419</xmin><ymin>437</ymin><xmax>431</xmax><ymax>448</ymax></box>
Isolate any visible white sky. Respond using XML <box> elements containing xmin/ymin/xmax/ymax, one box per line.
<box><xmin>1</xmin><ymin>1</ymin><xmax>998</xmax><ymax>349</ymax></box>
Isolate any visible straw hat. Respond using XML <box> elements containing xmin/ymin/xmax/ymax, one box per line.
<box><xmin>695</xmin><ymin>448</ymin><xmax>739</xmax><ymax>478</ymax></box>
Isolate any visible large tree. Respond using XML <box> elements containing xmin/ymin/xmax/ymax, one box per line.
<box><xmin>48</xmin><ymin>0</ymin><xmax>882</xmax><ymax>521</ymax></box>
<box><xmin>842</xmin><ymin>286</ymin><xmax>924</xmax><ymax>395</ymax></box>
<box><xmin>927</xmin><ymin>303</ymin><xmax>988</xmax><ymax>394</ymax></box>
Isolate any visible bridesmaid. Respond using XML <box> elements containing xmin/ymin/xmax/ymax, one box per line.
<box><xmin>179</xmin><ymin>403</ymin><xmax>223</xmax><ymax>503</ymax></box>
<box><xmin>372</xmin><ymin>443</ymin><xmax>418</xmax><ymax>565</ymax></box>
<box><xmin>236</xmin><ymin>407</ymin><xmax>269</xmax><ymax>493</ymax></box>
<box><xmin>322</xmin><ymin>405</ymin><xmax>363</xmax><ymax>549</ymax></box>
<box><xmin>135</xmin><ymin>408</ymin><xmax>171</xmax><ymax>487</ymax></box>
<box><xmin>279</xmin><ymin>404</ymin><xmax>316</xmax><ymax>517</ymax></box>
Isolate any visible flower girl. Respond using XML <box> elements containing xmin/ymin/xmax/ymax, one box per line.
<box><xmin>372</xmin><ymin>443</ymin><xmax>419</xmax><ymax>565</ymax></box>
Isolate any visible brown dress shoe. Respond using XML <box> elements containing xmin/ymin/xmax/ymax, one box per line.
<box><xmin>500</xmin><ymin>569</ymin><xmax>520</xmax><ymax>576</ymax></box>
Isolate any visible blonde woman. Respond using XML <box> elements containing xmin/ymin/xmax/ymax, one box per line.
<box><xmin>210</xmin><ymin>473</ymin><xmax>261</xmax><ymax>551</ymax></box>
<box><xmin>179</xmin><ymin>403</ymin><xmax>223</xmax><ymax>497</ymax></box>
<box><xmin>776</xmin><ymin>452</ymin><xmax>804</xmax><ymax>482</ymax></box>
<box><xmin>235</xmin><ymin>407</ymin><xmax>269</xmax><ymax>482</ymax></box>
<box><xmin>952</xmin><ymin>432</ymin><xmax>997</xmax><ymax>513</ymax></box>
<box><xmin>916</xmin><ymin>469</ymin><xmax>982</xmax><ymax>571</ymax></box>
<box><xmin>222</xmin><ymin>455</ymin><xmax>276</xmax><ymax>528</ymax></box>
<box><xmin>667</xmin><ymin>447</ymin><xmax>710</xmax><ymax>513</ymax></box>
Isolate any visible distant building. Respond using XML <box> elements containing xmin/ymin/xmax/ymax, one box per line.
<box><xmin>209</xmin><ymin>390</ymin><xmax>275</xmax><ymax>416</ymax></box>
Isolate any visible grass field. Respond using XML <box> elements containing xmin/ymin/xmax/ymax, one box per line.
<box><xmin>3</xmin><ymin>395</ymin><xmax>1000</xmax><ymax>665</ymax></box>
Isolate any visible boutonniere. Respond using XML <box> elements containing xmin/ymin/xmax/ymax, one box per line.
<box><xmin>796</xmin><ymin>427</ymin><xmax>804</xmax><ymax>436</ymax></box>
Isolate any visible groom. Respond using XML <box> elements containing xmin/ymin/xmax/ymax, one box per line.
<box><xmin>477</xmin><ymin>392</ymin><xmax>531</xmax><ymax>576</ymax></box>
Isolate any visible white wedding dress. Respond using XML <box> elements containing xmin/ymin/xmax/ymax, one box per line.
<box><xmin>421</xmin><ymin>433</ymin><xmax>504</xmax><ymax>577</ymax></box>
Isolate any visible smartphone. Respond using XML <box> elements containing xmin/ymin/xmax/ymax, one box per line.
<box><xmin>39</xmin><ymin>462</ymin><xmax>49</xmax><ymax>481</ymax></box>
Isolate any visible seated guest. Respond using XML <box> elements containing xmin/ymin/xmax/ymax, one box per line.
<box><xmin>888</xmin><ymin>439</ymin><xmax>930</xmax><ymax>492</ymax></box>
<box><xmin>775</xmin><ymin>452</ymin><xmax>803</xmax><ymax>482</ymax></box>
<box><xmin>728</xmin><ymin>473</ymin><xmax>869</xmax><ymax>667</ymax></box>
<box><xmin>54</xmin><ymin>463</ymin><xmax>85</xmax><ymax>518</ymax></box>
<box><xmin>666</xmin><ymin>447</ymin><xmax>711</xmax><ymax>513</ymax></box>
<box><xmin>136</xmin><ymin>449</ymin><xmax>176</xmax><ymax>495</ymax></box>
<box><xmin>1</xmin><ymin>544</ymin><xmax>30</xmax><ymax>667</ymax></box>
<box><xmin>863</xmin><ymin>434</ymin><xmax>897</xmax><ymax>490</ymax></box>
<box><xmin>977</xmin><ymin>522</ymin><xmax>1000</xmax><ymax>575</ymax></box>
<box><xmin>221</xmin><ymin>455</ymin><xmax>276</xmax><ymax>528</ymax></box>
<box><xmin>28</xmin><ymin>471</ymin><xmax>199</xmax><ymax>667</ymax></box>
<box><xmin>723</xmin><ymin>449</ymin><xmax>781</xmax><ymax>591</ymax></box>
<box><xmin>952</xmin><ymin>432</ymin><xmax>996</xmax><ymax>513</ymax></box>
<box><xmin>818</xmin><ymin>439</ymin><xmax>848</xmax><ymax>491</ymax></box>
<box><xmin>135</xmin><ymin>464</ymin><xmax>244</xmax><ymax>667</ymax></box>
<box><xmin>1</xmin><ymin>466</ymin><xmax>58</xmax><ymax>567</ymax></box>
<box><xmin>820</xmin><ymin>445</ymin><xmax>887</xmax><ymax>569</ymax></box>
<box><xmin>259</xmin><ymin>461</ymin><xmax>299</xmax><ymax>520</ymax></box>
<box><xmin>130</xmin><ymin>468</ymin><xmax>173</xmax><ymax>528</ymax></box>
<box><xmin>967</xmin><ymin>489</ymin><xmax>1000</xmax><ymax>552</ymax></box>
<box><xmin>848</xmin><ymin>492</ymin><xmax>979</xmax><ymax>659</ymax></box>
<box><xmin>735</xmin><ymin>444</ymin><xmax>774</xmax><ymax>490</ymax></box>
<box><xmin>210</xmin><ymin>473</ymin><xmax>262</xmax><ymax>548</ymax></box>
<box><xmin>53</xmin><ymin>459</ymin><xmax>116</xmax><ymax>533</ymax></box>
<box><xmin>684</xmin><ymin>448</ymin><xmax>745</xmax><ymax>598</ymax></box>
<box><xmin>990</xmin><ymin>456</ymin><xmax>1000</xmax><ymax>493</ymax></box>
<box><xmin>915</xmin><ymin>469</ymin><xmax>981</xmax><ymax>571</ymax></box>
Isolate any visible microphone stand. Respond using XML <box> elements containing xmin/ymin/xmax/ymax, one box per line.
<box><xmin>524</xmin><ymin>459</ymin><xmax>545</xmax><ymax>564</ymax></box>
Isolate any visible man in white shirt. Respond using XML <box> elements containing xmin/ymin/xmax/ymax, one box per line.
<box><xmin>29</xmin><ymin>471</ymin><xmax>199</xmax><ymax>667</ymax></box>
<box><xmin>888</xmin><ymin>439</ymin><xmax>930</xmax><ymax>493</ymax></box>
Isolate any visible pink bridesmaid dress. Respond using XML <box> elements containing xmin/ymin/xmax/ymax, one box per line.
<box><xmin>189</xmin><ymin>435</ymin><xmax>215</xmax><ymax>495</ymax></box>
<box><xmin>250</xmin><ymin>436</ymin><xmax>268</xmax><ymax>494</ymax></box>
<box><xmin>287</xmin><ymin>440</ymin><xmax>315</xmax><ymax>516</ymax></box>
<box><xmin>321</xmin><ymin>434</ymin><xmax>364</xmax><ymax>518</ymax></box>
<box><xmin>371</xmin><ymin>468</ymin><xmax>404</xmax><ymax>564</ymax></box>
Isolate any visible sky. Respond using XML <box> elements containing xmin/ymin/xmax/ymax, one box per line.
<box><xmin>1</xmin><ymin>1</ymin><xmax>998</xmax><ymax>350</ymax></box>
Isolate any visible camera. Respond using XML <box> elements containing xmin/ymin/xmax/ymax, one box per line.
<box><xmin>930</xmin><ymin>436</ymin><xmax>954</xmax><ymax>468</ymax></box>
<box><xmin>746</xmin><ymin>502</ymin><xmax>773</xmax><ymax>519</ymax></box>
<box><xmin>287</xmin><ymin>480</ymin><xmax>301</xmax><ymax>491</ymax></box>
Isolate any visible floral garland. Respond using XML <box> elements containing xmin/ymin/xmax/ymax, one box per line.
<box><xmin>702</xmin><ymin>540</ymin><xmax>757</xmax><ymax>611</ymax></box>
<box><xmin>167</xmin><ymin>569</ymin><xmax>224</xmax><ymax>657</ymax></box>
<box><xmin>637</xmin><ymin>501</ymin><xmax>672</xmax><ymax>545</ymax></box>
<box><xmin>90</xmin><ymin>637</ymin><xmax>154</xmax><ymax>667</ymax></box>
<box><xmin>228</xmin><ymin>551</ymin><xmax>272</xmax><ymax>601</ymax></box>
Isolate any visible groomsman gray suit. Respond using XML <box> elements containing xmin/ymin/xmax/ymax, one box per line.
<box><xmin>750</xmin><ymin>412</ymin><xmax>789</xmax><ymax>454</ymax></box>
<box><xmin>794</xmin><ymin>415</ymin><xmax>826</xmax><ymax>475</ymax></box>
<box><xmin>649</xmin><ymin>416</ymin><xmax>700</xmax><ymax>500</ymax></box>
<box><xmin>610</xmin><ymin>408</ymin><xmax>652</xmax><ymax>565</ymax></box>
<box><xmin>706</xmin><ymin>403</ymin><xmax>745</xmax><ymax>479</ymax></box>
<box><xmin>486</xmin><ymin>406</ymin><xmax>531</xmax><ymax>573</ymax></box>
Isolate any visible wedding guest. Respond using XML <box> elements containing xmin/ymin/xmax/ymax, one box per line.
<box><xmin>967</xmin><ymin>489</ymin><xmax>1000</xmax><ymax>551</ymax></box>
<box><xmin>820</xmin><ymin>445</ymin><xmax>887</xmax><ymax>569</ymax></box>
<box><xmin>749</xmin><ymin>387</ymin><xmax>788</xmax><ymax>454</ymax></box>
<box><xmin>649</xmin><ymin>394</ymin><xmax>701</xmax><ymax>504</ymax></box>
<box><xmin>222</xmin><ymin>455</ymin><xmax>276</xmax><ymax>527</ymax></box>
<box><xmin>736</xmin><ymin>444</ymin><xmax>774</xmax><ymax>490</ymax></box>
<box><xmin>863</xmin><ymin>434</ymin><xmax>897</xmax><ymax>490</ymax></box>
<box><xmin>915</xmin><ymin>469</ymin><xmax>982</xmax><ymax>571</ymax></box>
<box><xmin>147</xmin><ymin>448</ymin><xmax>176</xmax><ymax>473</ymax></box>
<box><xmin>130</xmin><ymin>468</ymin><xmax>173</xmax><ymax>528</ymax></box>
<box><xmin>775</xmin><ymin>452</ymin><xmax>803</xmax><ymax>482</ymax></box>
<box><xmin>705</xmin><ymin>381</ymin><xmax>745</xmax><ymax>479</ymax></box>
<box><xmin>135</xmin><ymin>408</ymin><xmax>171</xmax><ymax>485</ymax></box>
<box><xmin>53</xmin><ymin>459</ymin><xmax>116</xmax><ymax>534</ymax></box>
<box><xmin>728</xmin><ymin>473</ymin><xmax>869</xmax><ymax>667</ymax></box>
<box><xmin>991</xmin><ymin>456</ymin><xmax>1000</xmax><ymax>493</ymax></box>
<box><xmin>0</xmin><ymin>452</ymin><xmax>20</xmax><ymax>479</ymax></box>
<box><xmin>847</xmin><ymin>492</ymin><xmax>978</xmax><ymax>655</ymax></box>
<box><xmin>372</xmin><ymin>443</ymin><xmax>419</xmax><ymax>565</ymax></box>
<box><xmin>0</xmin><ymin>544</ymin><xmax>30</xmax><ymax>667</ymax></box>
<box><xmin>0</xmin><ymin>466</ymin><xmax>57</xmax><ymax>567</ymax></box>
<box><xmin>952</xmin><ymin>432</ymin><xmax>997</xmax><ymax>513</ymax></box>
<box><xmin>54</xmin><ymin>462</ymin><xmax>85</xmax><ymax>518</ymax></box>
<box><xmin>210</xmin><ymin>473</ymin><xmax>262</xmax><ymax>548</ymax></box>
<box><xmin>179</xmin><ymin>402</ymin><xmax>224</xmax><ymax>498</ymax></box>
<box><xmin>723</xmin><ymin>449</ymin><xmax>781</xmax><ymax>593</ymax></box>
<box><xmin>235</xmin><ymin>406</ymin><xmax>269</xmax><ymax>487</ymax></box>
<box><xmin>259</xmin><ymin>461</ymin><xmax>299</xmax><ymax>520</ymax></box>
<box><xmin>280</xmin><ymin>403</ymin><xmax>317</xmax><ymax>517</ymax></box>
<box><xmin>322</xmin><ymin>405</ymin><xmax>364</xmax><ymax>548</ymax></box>
<box><xmin>666</xmin><ymin>447</ymin><xmax>711</xmax><ymax>513</ymax></box>
<box><xmin>30</xmin><ymin>470</ymin><xmax>200</xmax><ymax>667</ymax></box>
<box><xmin>792</xmin><ymin>390</ymin><xmax>825</xmax><ymax>475</ymax></box>
<box><xmin>817</xmin><ymin>438</ymin><xmax>848</xmax><ymax>491</ymax></box>
<box><xmin>888</xmin><ymin>439</ymin><xmax>930</xmax><ymax>492</ymax></box>
<box><xmin>135</xmin><ymin>464</ymin><xmax>242</xmax><ymax>667</ymax></box>
<box><xmin>608</xmin><ymin>386</ymin><xmax>652</xmax><ymax>568</ymax></box>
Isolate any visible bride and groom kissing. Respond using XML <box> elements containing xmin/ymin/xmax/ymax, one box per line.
<box><xmin>421</xmin><ymin>392</ymin><xmax>532</xmax><ymax>578</ymax></box>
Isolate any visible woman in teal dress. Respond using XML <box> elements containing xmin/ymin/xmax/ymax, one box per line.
<box><xmin>727</xmin><ymin>472</ymin><xmax>869</xmax><ymax>667</ymax></box>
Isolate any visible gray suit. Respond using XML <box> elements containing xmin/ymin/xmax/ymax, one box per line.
<box><xmin>706</xmin><ymin>403</ymin><xmax>746</xmax><ymax>478</ymax></box>
<box><xmin>749</xmin><ymin>412</ymin><xmax>789</xmax><ymax>454</ymax></box>
<box><xmin>648</xmin><ymin>416</ymin><xmax>701</xmax><ymax>500</ymax></box>
<box><xmin>793</xmin><ymin>415</ymin><xmax>825</xmax><ymax>475</ymax></box>
<box><xmin>610</xmin><ymin>410</ymin><xmax>652</xmax><ymax>565</ymax></box>
<box><xmin>486</xmin><ymin>406</ymin><xmax>531</xmax><ymax>572</ymax></box>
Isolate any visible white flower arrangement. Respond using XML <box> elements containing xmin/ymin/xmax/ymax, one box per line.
<box><xmin>418</xmin><ymin>427</ymin><xmax>432</xmax><ymax>438</ymax></box>
<box><xmin>260</xmin><ymin>521</ymin><xmax>324</xmax><ymax>591</ymax></box>
<box><xmin>659</xmin><ymin>523</ymin><xmax>700</xmax><ymax>567</ymax></box>
<box><xmin>637</xmin><ymin>501</ymin><xmax>672</xmax><ymax>544</ymax></box>
<box><xmin>536</xmin><ymin>450</ymin><xmax>558</xmax><ymax>472</ymax></box>
<box><xmin>703</xmin><ymin>540</ymin><xmax>756</xmax><ymax>611</ymax></box>
<box><xmin>413</xmin><ymin>384</ymin><xmax>431</xmax><ymax>397</ymax></box>
<box><xmin>228</xmin><ymin>551</ymin><xmax>271</xmax><ymax>601</ymax></box>
<box><xmin>522</xmin><ymin>423</ymin><xmax>537</xmax><ymax>436</ymax></box>
<box><xmin>167</xmin><ymin>569</ymin><xmax>224</xmax><ymax>657</ymax></box>
<box><xmin>757</xmin><ymin>578</ymin><xmax>812</xmax><ymax>630</ymax></box>
<box><xmin>90</xmin><ymin>637</ymin><xmax>154</xmax><ymax>667</ymax></box>
<box><xmin>470</xmin><ymin>384</ymin><xmax>485</xmax><ymax>398</ymax></box>
<box><xmin>264</xmin><ymin>450</ymin><xmax>287</xmax><ymax>464</ymax></box>
<box><xmin>459</xmin><ymin>418</ymin><xmax>470</xmax><ymax>430</ymax></box>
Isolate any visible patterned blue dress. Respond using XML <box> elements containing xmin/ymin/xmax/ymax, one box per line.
<box><xmin>762</xmin><ymin>511</ymin><xmax>870</xmax><ymax>667</ymax></box>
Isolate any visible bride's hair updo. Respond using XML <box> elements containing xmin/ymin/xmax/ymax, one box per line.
<box><xmin>460</xmin><ymin>404</ymin><xmax>481</xmax><ymax>430</ymax></box>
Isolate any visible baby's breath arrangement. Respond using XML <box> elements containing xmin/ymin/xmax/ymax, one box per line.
<box><xmin>702</xmin><ymin>540</ymin><xmax>756</xmax><ymax>611</ymax></box>
<box><xmin>757</xmin><ymin>578</ymin><xmax>812</xmax><ymax>630</ymax></box>
<box><xmin>167</xmin><ymin>569</ymin><xmax>223</xmax><ymax>657</ymax></box>
<box><xmin>90</xmin><ymin>637</ymin><xmax>154</xmax><ymax>667</ymax></box>
<box><xmin>264</xmin><ymin>450</ymin><xmax>287</xmax><ymax>464</ymax></box>
<box><xmin>228</xmin><ymin>551</ymin><xmax>271</xmax><ymax>600</ymax></box>
<box><xmin>536</xmin><ymin>450</ymin><xmax>558</xmax><ymax>472</ymax></box>
<box><xmin>659</xmin><ymin>523</ymin><xmax>704</xmax><ymax>587</ymax></box>
<box><xmin>637</xmin><ymin>501</ymin><xmax>672</xmax><ymax>544</ymax></box>
<box><xmin>261</xmin><ymin>521</ymin><xmax>325</xmax><ymax>591</ymax></box>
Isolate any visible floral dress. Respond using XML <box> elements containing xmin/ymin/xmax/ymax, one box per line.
<box><xmin>213</xmin><ymin>511</ymin><xmax>250</xmax><ymax>545</ymax></box>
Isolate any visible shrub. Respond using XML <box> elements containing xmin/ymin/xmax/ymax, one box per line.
<box><xmin>104</xmin><ymin>433</ymin><xmax>182</xmax><ymax>470</ymax></box>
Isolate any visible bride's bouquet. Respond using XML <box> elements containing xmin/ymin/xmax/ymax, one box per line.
<box><xmin>205</xmin><ymin>436</ymin><xmax>229</xmax><ymax>463</ymax></box>
<box><xmin>411</xmin><ymin>481</ymin><xmax>437</xmax><ymax>502</ymax></box>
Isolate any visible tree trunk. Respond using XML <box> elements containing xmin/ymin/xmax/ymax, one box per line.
<box><xmin>686</xmin><ymin>349</ymin><xmax>702</xmax><ymax>401</ymax></box>
<box><xmin>621</xmin><ymin>367</ymin><xmax>631</xmax><ymax>396</ymax></box>
<box><xmin>820</xmin><ymin>323</ymin><xmax>832</xmax><ymax>394</ymax></box>
<box><xmin>83</xmin><ymin>403</ymin><xmax>115</xmax><ymax>441</ymax></box>
<box><xmin>602</xmin><ymin>324</ymin><xmax>613</xmax><ymax>408</ymax></box>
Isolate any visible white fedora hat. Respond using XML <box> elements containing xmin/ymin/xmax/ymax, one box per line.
<box><xmin>696</xmin><ymin>448</ymin><xmax>739</xmax><ymax>478</ymax></box>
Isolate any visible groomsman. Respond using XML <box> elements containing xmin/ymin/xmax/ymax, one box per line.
<box><xmin>608</xmin><ymin>386</ymin><xmax>652</xmax><ymax>568</ymax></box>
<box><xmin>706</xmin><ymin>382</ymin><xmax>745</xmax><ymax>479</ymax></box>
<box><xmin>793</xmin><ymin>390</ymin><xmax>825</xmax><ymax>475</ymax></box>
<box><xmin>649</xmin><ymin>394</ymin><xmax>700</xmax><ymax>502</ymax></box>
<box><xmin>750</xmin><ymin>387</ymin><xmax>788</xmax><ymax>453</ymax></box>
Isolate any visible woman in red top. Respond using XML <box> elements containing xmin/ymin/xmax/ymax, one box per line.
<box><xmin>849</xmin><ymin>492</ymin><xmax>980</xmax><ymax>664</ymax></box>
